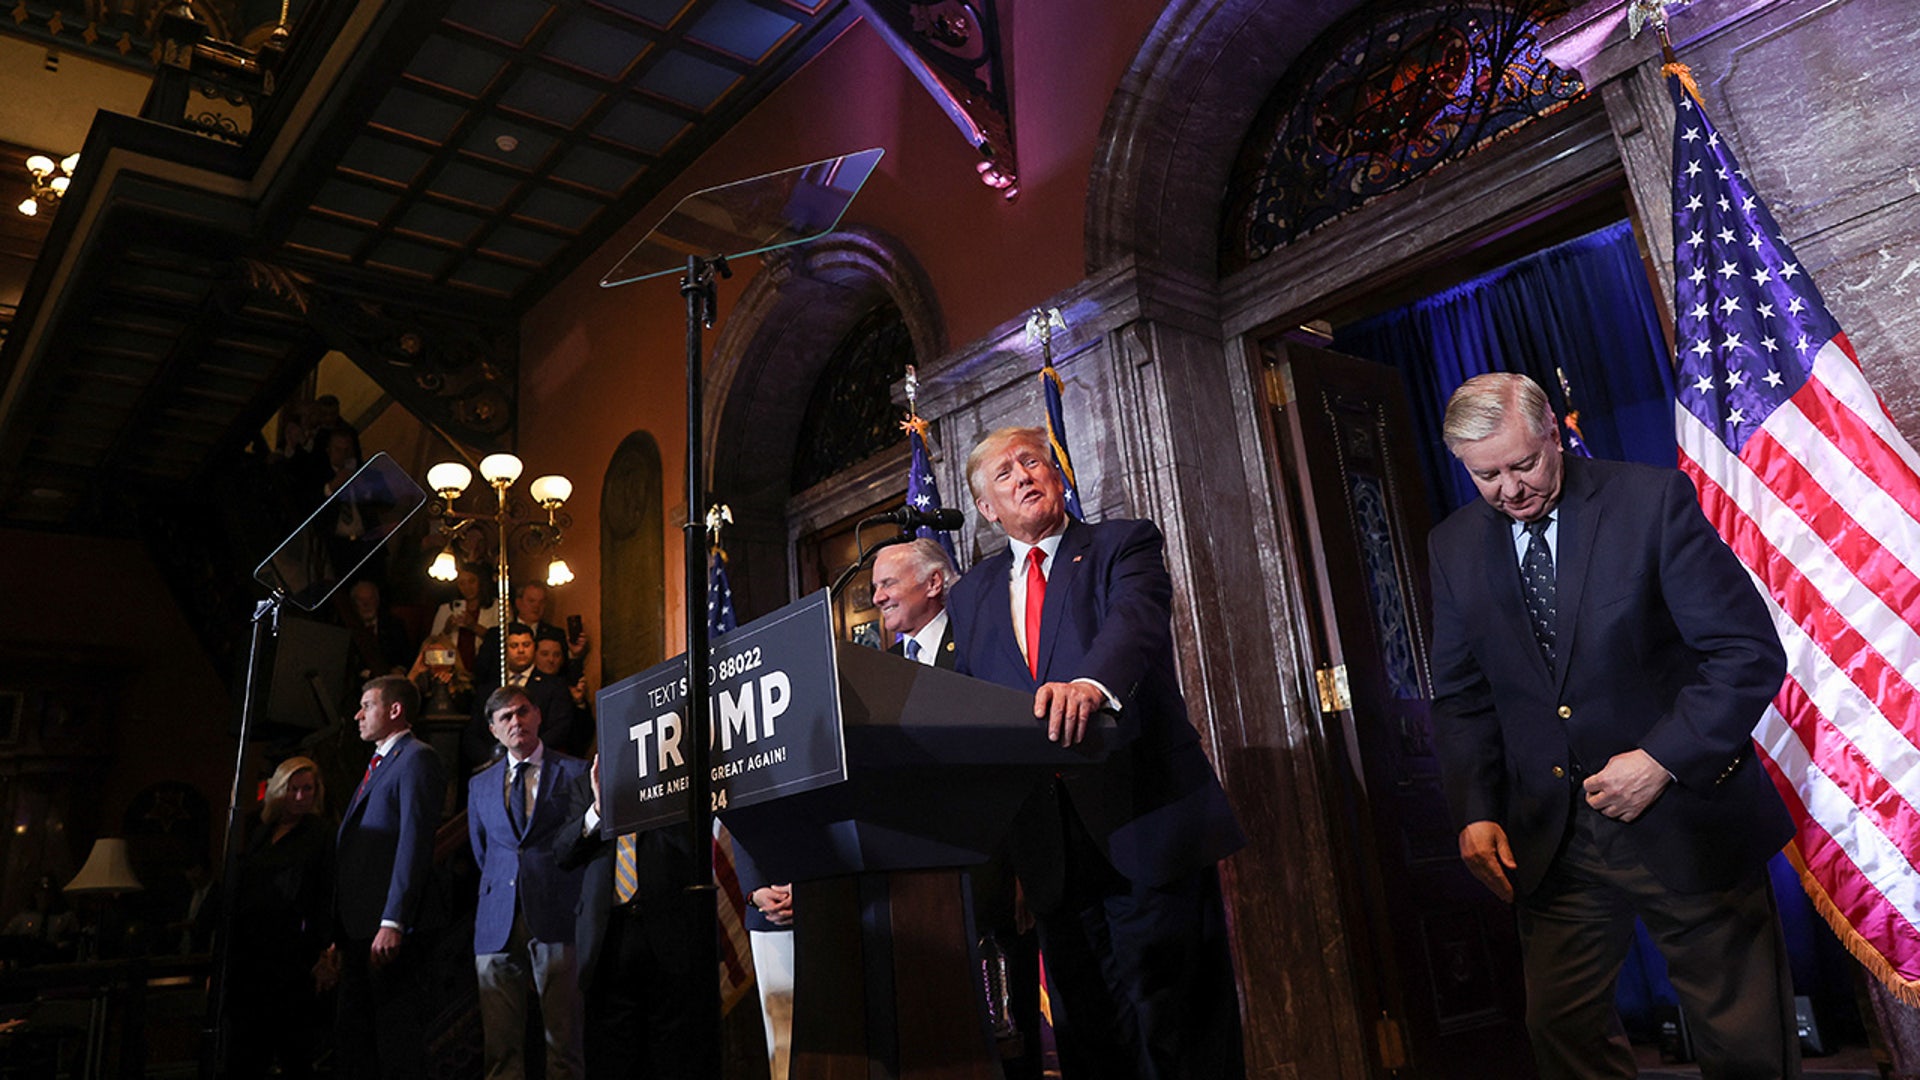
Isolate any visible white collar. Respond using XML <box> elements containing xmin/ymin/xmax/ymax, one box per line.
<box><xmin>904</xmin><ymin>609</ymin><xmax>949</xmax><ymax>658</ymax></box>
<box><xmin>1006</xmin><ymin>525</ymin><xmax>1068</xmax><ymax>576</ymax></box>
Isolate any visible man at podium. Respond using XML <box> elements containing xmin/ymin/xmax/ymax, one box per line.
<box><xmin>946</xmin><ymin>427</ymin><xmax>1247</xmax><ymax>1080</ymax></box>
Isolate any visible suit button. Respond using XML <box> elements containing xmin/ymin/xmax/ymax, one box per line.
<box><xmin>1557</xmin><ymin>705</ymin><xmax>1572</xmax><ymax>719</ymax></box>
<box><xmin>1551</xmin><ymin>766</ymin><xmax>1566</xmax><ymax>779</ymax></box>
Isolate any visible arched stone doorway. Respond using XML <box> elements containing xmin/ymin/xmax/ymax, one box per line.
<box><xmin>703</xmin><ymin>227</ymin><xmax>944</xmax><ymax>621</ymax></box>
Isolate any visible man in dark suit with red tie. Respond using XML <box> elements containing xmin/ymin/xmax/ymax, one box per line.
<box><xmin>330</xmin><ymin>674</ymin><xmax>448</xmax><ymax>1079</ymax></box>
<box><xmin>1428</xmin><ymin>373</ymin><xmax>1798</xmax><ymax>1079</ymax></box>
<box><xmin>945</xmin><ymin>426</ymin><xmax>1246</xmax><ymax>1080</ymax></box>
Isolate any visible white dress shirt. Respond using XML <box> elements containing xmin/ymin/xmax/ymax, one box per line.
<box><xmin>901</xmin><ymin>609</ymin><xmax>950</xmax><ymax>666</ymax></box>
<box><xmin>1004</xmin><ymin>528</ymin><xmax>1117</xmax><ymax>708</ymax></box>
<box><xmin>504</xmin><ymin>741</ymin><xmax>546</xmax><ymax>819</ymax></box>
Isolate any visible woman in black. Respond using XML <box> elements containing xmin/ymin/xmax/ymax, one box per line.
<box><xmin>226</xmin><ymin>755</ymin><xmax>333</xmax><ymax>1079</ymax></box>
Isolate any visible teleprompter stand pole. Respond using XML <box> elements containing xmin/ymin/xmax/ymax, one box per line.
<box><xmin>680</xmin><ymin>252</ymin><xmax>728</xmax><ymax>1073</ymax></box>
<box><xmin>202</xmin><ymin>595</ymin><xmax>282</xmax><ymax>1079</ymax></box>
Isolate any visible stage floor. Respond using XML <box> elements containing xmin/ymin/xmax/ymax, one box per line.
<box><xmin>1635</xmin><ymin>1042</ymin><xmax>1878</xmax><ymax>1078</ymax></box>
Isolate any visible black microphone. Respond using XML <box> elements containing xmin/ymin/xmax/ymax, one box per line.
<box><xmin>866</xmin><ymin>505</ymin><xmax>965</xmax><ymax>531</ymax></box>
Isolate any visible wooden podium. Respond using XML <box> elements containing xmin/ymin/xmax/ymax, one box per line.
<box><xmin>722</xmin><ymin>645</ymin><xmax>1120</xmax><ymax>1080</ymax></box>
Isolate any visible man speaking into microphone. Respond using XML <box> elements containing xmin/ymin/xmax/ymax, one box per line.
<box><xmin>945</xmin><ymin>426</ymin><xmax>1245</xmax><ymax>1080</ymax></box>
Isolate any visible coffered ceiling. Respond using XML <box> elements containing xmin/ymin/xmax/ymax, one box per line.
<box><xmin>0</xmin><ymin>0</ymin><xmax>858</xmax><ymax>530</ymax></box>
<box><xmin>280</xmin><ymin>0</ymin><xmax>853</xmax><ymax>303</ymax></box>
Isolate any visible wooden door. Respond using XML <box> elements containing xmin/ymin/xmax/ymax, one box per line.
<box><xmin>794</xmin><ymin>491</ymin><xmax>900</xmax><ymax>648</ymax></box>
<box><xmin>1261</xmin><ymin>337</ymin><xmax>1535</xmax><ymax>1078</ymax></box>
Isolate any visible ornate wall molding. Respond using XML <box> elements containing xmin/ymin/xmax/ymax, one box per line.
<box><xmin>1085</xmin><ymin>0</ymin><xmax>1356</xmax><ymax>279</ymax></box>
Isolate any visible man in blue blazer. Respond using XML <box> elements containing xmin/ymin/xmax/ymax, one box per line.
<box><xmin>332</xmin><ymin>674</ymin><xmax>448</xmax><ymax>1079</ymax></box>
<box><xmin>946</xmin><ymin>426</ymin><xmax>1246</xmax><ymax>1080</ymax></box>
<box><xmin>1429</xmin><ymin>373</ymin><xmax>1798</xmax><ymax>1079</ymax></box>
<box><xmin>471</xmin><ymin>686</ymin><xmax>589</xmax><ymax>1080</ymax></box>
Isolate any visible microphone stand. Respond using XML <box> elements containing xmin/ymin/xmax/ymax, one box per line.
<box><xmin>828</xmin><ymin>520</ymin><xmax>915</xmax><ymax>600</ymax></box>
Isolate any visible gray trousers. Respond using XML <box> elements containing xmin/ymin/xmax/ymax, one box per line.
<box><xmin>1518</xmin><ymin>804</ymin><xmax>1801</xmax><ymax>1080</ymax></box>
<box><xmin>475</xmin><ymin>912</ymin><xmax>585</xmax><ymax>1080</ymax></box>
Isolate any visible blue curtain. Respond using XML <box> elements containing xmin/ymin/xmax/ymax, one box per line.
<box><xmin>1332</xmin><ymin>218</ymin><xmax>1846</xmax><ymax>1034</ymax></box>
<box><xmin>1332</xmin><ymin>219</ymin><xmax>1678</xmax><ymax>517</ymax></box>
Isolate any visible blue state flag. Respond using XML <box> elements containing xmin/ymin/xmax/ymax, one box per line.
<box><xmin>1041</xmin><ymin>363</ymin><xmax>1084</xmax><ymax>519</ymax></box>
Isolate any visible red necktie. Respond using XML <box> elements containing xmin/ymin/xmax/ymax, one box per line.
<box><xmin>356</xmin><ymin>753</ymin><xmax>383</xmax><ymax>800</ymax></box>
<box><xmin>1025</xmin><ymin>547</ymin><xmax>1046</xmax><ymax>680</ymax></box>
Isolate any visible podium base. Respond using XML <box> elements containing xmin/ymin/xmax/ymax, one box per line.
<box><xmin>789</xmin><ymin>870</ymin><xmax>1003</xmax><ymax>1080</ymax></box>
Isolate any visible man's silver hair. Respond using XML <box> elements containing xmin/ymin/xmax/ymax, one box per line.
<box><xmin>1442</xmin><ymin>372</ymin><xmax>1556</xmax><ymax>451</ymax></box>
<box><xmin>965</xmin><ymin>425</ymin><xmax>1051</xmax><ymax>502</ymax></box>
<box><xmin>883</xmin><ymin>536</ymin><xmax>957</xmax><ymax>589</ymax></box>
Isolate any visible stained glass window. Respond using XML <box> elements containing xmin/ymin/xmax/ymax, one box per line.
<box><xmin>1221</xmin><ymin>1</ymin><xmax>1585</xmax><ymax>271</ymax></box>
<box><xmin>790</xmin><ymin>303</ymin><xmax>914</xmax><ymax>492</ymax></box>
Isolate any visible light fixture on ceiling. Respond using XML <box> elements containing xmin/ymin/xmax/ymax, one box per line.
<box><xmin>19</xmin><ymin>151</ymin><xmax>79</xmax><ymax>217</ymax></box>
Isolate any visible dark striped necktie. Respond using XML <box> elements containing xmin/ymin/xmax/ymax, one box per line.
<box><xmin>1521</xmin><ymin>519</ymin><xmax>1557</xmax><ymax>666</ymax></box>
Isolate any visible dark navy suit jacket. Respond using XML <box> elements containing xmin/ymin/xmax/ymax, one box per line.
<box><xmin>1429</xmin><ymin>456</ymin><xmax>1792</xmax><ymax>898</ymax></box>
<box><xmin>946</xmin><ymin>517</ymin><xmax>1244</xmax><ymax>903</ymax></box>
<box><xmin>886</xmin><ymin>619</ymin><xmax>957</xmax><ymax>669</ymax></box>
<box><xmin>334</xmin><ymin>731</ymin><xmax>447</xmax><ymax>940</ymax></box>
<box><xmin>555</xmin><ymin>773</ymin><xmax>701</xmax><ymax>991</ymax></box>
<box><xmin>469</xmin><ymin>749</ymin><xmax>589</xmax><ymax>953</ymax></box>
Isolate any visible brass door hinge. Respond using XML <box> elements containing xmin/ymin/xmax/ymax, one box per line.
<box><xmin>1265</xmin><ymin>361</ymin><xmax>1296</xmax><ymax>408</ymax></box>
<box><xmin>1315</xmin><ymin>664</ymin><xmax>1351</xmax><ymax>713</ymax></box>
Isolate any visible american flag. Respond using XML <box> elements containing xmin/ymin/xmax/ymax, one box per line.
<box><xmin>1667</xmin><ymin>72</ymin><xmax>1920</xmax><ymax>996</ymax></box>
<box><xmin>1041</xmin><ymin>361</ymin><xmax>1085</xmax><ymax>519</ymax></box>
<box><xmin>707</xmin><ymin>547</ymin><xmax>737</xmax><ymax>637</ymax></box>
<box><xmin>905</xmin><ymin>418</ymin><xmax>957</xmax><ymax>562</ymax></box>
<box><xmin>707</xmin><ymin>546</ymin><xmax>755</xmax><ymax>1012</ymax></box>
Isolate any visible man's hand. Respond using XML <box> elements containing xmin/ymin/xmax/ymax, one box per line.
<box><xmin>1458</xmin><ymin>820</ymin><xmax>1517</xmax><ymax>903</ymax></box>
<box><xmin>370</xmin><ymin>926</ymin><xmax>403</xmax><ymax>969</ymax></box>
<box><xmin>569</xmin><ymin>628</ymin><xmax>591</xmax><ymax>660</ymax></box>
<box><xmin>313</xmin><ymin>944</ymin><xmax>341</xmax><ymax>992</ymax></box>
<box><xmin>589</xmin><ymin>753</ymin><xmax>601</xmax><ymax>816</ymax></box>
<box><xmin>751</xmin><ymin>884</ymin><xmax>795</xmax><ymax>927</ymax></box>
<box><xmin>1583</xmin><ymin>749</ymin><xmax>1671</xmax><ymax>821</ymax></box>
<box><xmin>1034</xmin><ymin>681</ymin><xmax>1104</xmax><ymax>746</ymax></box>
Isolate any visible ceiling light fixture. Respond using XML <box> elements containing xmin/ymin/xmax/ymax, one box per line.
<box><xmin>19</xmin><ymin>151</ymin><xmax>79</xmax><ymax>217</ymax></box>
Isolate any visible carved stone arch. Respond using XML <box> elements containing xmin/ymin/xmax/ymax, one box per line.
<box><xmin>702</xmin><ymin>227</ymin><xmax>944</xmax><ymax>619</ymax></box>
<box><xmin>1084</xmin><ymin>0</ymin><xmax>1364</xmax><ymax>278</ymax></box>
